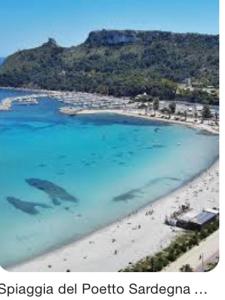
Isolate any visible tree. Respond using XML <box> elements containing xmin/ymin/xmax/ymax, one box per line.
<box><xmin>214</xmin><ymin>111</ymin><xmax>219</xmax><ymax>125</ymax></box>
<box><xmin>153</xmin><ymin>97</ymin><xmax>160</xmax><ymax>111</ymax></box>
<box><xmin>215</xmin><ymin>111</ymin><xmax>219</xmax><ymax>120</ymax></box>
<box><xmin>194</xmin><ymin>111</ymin><xmax>198</xmax><ymax>120</ymax></box>
<box><xmin>180</xmin><ymin>264</ymin><xmax>193</xmax><ymax>272</ymax></box>
<box><xmin>169</xmin><ymin>102</ymin><xmax>176</xmax><ymax>114</ymax></box>
<box><xmin>190</xmin><ymin>234</ymin><xmax>199</xmax><ymax>246</ymax></box>
<box><xmin>135</xmin><ymin>93</ymin><xmax>153</xmax><ymax>102</ymax></box>
<box><xmin>167</xmin><ymin>250</ymin><xmax>176</xmax><ymax>262</ymax></box>
<box><xmin>202</xmin><ymin>105</ymin><xmax>212</xmax><ymax>120</ymax></box>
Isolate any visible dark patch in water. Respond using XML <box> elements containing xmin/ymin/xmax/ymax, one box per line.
<box><xmin>26</xmin><ymin>178</ymin><xmax>78</xmax><ymax>206</ymax></box>
<box><xmin>113</xmin><ymin>188</ymin><xmax>141</xmax><ymax>202</ymax></box>
<box><xmin>115</xmin><ymin>153</ymin><xmax>124</xmax><ymax>158</ymax></box>
<box><xmin>37</xmin><ymin>163</ymin><xmax>47</xmax><ymax>168</ymax></box>
<box><xmin>145</xmin><ymin>177</ymin><xmax>181</xmax><ymax>187</ymax></box>
<box><xmin>113</xmin><ymin>177</ymin><xmax>181</xmax><ymax>203</ymax></box>
<box><xmin>196</xmin><ymin>129</ymin><xmax>218</xmax><ymax>136</ymax></box>
<box><xmin>118</xmin><ymin>161</ymin><xmax>126</xmax><ymax>166</ymax></box>
<box><xmin>152</xmin><ymin>144</ymin><xmax>165</xmax><ymax>149</ymax></box>
<box><xmin>78</xmin><ymin>114</ymin><xmax>171</xmax><ymax>127</ymax></box>
<box><xmin>154</xmin><ymin>127</ymin><xmax>160</xmax><ymax>133</ymax></box>
<box><xmin>7</xmin><ymin>196</ymin><xmax>51</xmax><ymax>215</ymax></box>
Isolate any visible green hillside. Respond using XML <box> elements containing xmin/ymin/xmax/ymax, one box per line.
<box><xmin>0</xmin><ymin>30</ymin><xmax>219</xmax><ymax>101</ymax></box>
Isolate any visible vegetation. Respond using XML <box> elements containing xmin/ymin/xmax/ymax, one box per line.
<box><xmin>121</xmin><ymin>218</ymin><xmax>219</xmax><ymax>272</ymax></box>
<box><xmin>153</xmin><ymin>97</ymin><xmax>160</xmax><ymax>111</ymax></box>
<box><xmin>205</xmin><ymin>260</ymin><xmax>219</xmax><ymax>272</ymax></box>
<box><xmin>0</xmin><ymin>30</ymin><xmax>219</xmax><ymax>105</ymax></box>
<box><xmin>168</xmin><ymin>102</ymin><xmax>176</xmax><ymax>114</ymax></box>
<box><xmin>202</xmin><ymin>105</ymin><xmax>212</xmax><ymax>120</ymax></box>
<box><xmin>180</xmin><ymin>264</ymin><xmax>193</xmax><ymax>272</ymax></box>
<box><xmin>176</xmin><ymin>89</ymin><xmax>219</xmax><ymax>105</ymax></box>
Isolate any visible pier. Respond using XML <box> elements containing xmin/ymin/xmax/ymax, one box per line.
<box><xmin>0</xmin><ymin>94</ymin><xmax>48</xmax><ymax>111</ymax></box>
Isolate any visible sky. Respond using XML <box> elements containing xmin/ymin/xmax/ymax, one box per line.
<box><xmin>0</xmin><ymin>0</ymin><xmax>219</xmax><ymax>56</ymax></box>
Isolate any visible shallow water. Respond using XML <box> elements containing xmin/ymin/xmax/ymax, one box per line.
<box><xmin>0</xmin><ymin>89</ymin><xmax>219</xmax><ymax>268</ymax></box>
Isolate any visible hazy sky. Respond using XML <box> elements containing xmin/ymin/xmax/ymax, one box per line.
<box><xmin>0</xmin><ymin>0</ymin><xmax>219</xmax><ymax>56</ymax></box>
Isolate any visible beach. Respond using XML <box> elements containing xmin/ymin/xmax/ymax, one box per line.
<box><xmin>9</xmin><ymin>159</ymin><xmax>219</xmax><ymax>272</ymax></box>
<box><xmin>0</xmin><ymin>89</ymin><xmax>219</xmax><ymax>272</ymax></box>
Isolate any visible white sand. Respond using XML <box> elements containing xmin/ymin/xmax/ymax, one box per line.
<box><xmin>9</xmin><ymin>159</ymin><xmax>219</xmax><ymax>272</ymax></box>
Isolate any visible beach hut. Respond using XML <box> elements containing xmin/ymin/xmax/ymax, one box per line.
<box><xmin>176</xmin><ymin>208</ymin><xmax>219</xmax><ymax>230</ymax></box>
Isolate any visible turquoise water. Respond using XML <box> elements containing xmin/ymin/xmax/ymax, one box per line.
<box><xmin>0</xmin><ymin>88</ymin><xmax>33</xmax><ymax>102</ymax></box>
<box><xmin>0</xmin><ymin>89</ymin><xmax>219</xmax><ymax>268</ymax></box>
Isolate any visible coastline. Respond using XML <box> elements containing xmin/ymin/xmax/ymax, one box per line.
<box><xmin>0</xmin><ymin>88</ymin><xmax>219</xmax><ymax>272</ymax></box>
<box><xmin>74</xmin><ymin>108</ymin><xmax>219</xmax><ymax>134</ymax></box>
<box><xmin>8</xmin><ymin>159</ymin><xmax>219</xmax><ymax>272</ymax></box>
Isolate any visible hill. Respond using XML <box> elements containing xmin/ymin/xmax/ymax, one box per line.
<box><xmin>0</xmin><ymin>57</ymin><xmax>5</xmax><ymax>65</ymax></box>
<box><xmin>0</xmin><ymin>30</ymin><xmax>219</xmax><ymax>102</ymax></box>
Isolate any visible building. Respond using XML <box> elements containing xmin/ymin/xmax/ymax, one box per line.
<box><xmin>176</xmin><ymin>208</ymin><xmax>219</xmax><ymax>230</ymax></box>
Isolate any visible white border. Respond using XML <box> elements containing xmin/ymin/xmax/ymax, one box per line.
<box><xmin>0</xmin><ymin>0</ymin><xmax>223</xmax><ymax>298</ymax></box>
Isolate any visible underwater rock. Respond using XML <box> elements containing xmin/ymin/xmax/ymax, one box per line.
<box><xmin>7</xmin><ymin>196</ymin><xmax>51</xmax><ymax>215</ymax></box>
<box><xmin>113</xmin><ymin>177</ymin><xmax>181</xmax><ymax>202</ymax></box>
<box><xmin>146</xmin><ymin>176</ymin><xmax>180</xmax><ymax>187</ymax></box>
<box><xmin>113</xmin><ymin>188</ymin><xmax>141</xmax><ymax>202</ymax></box>
<box><xmin>26</xmin><ymin>178</ymin><xmax>78</xmax><ymax>205</ymax></box>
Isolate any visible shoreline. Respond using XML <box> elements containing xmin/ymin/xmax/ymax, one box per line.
<box><xmin>0</xmin><ymin>86</ymin><xmax>219</xmax><ymax>135</ymax></box>
<box><xmin>74</xmin><ymin>108</ymin><xmax>219</xmax><ymax>134</ymax></box>
<box><xmin>0</xmin><ymin>87</ymin><xmax>219</xmax><ymax>272</ymax></box>
<box><xmin>8</xmin><ymin>159</ymin><xmax>219</xmax><ymax>272</ymax></box>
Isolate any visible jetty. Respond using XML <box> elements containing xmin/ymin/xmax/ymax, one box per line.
<box><xmin>0</xmin><ymin>94</ymin><xmax>48</xmax><ymax>111</ymax></box>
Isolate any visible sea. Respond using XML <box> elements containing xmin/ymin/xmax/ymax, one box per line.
<box><xmin>0</xmin><ymin>88</ymin><xmax>219</xmax><ymax>268</ymax></box>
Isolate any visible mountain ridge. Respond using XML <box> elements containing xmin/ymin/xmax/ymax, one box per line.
<box><xmin>0</xmin><ymin>57</ymin><xmax>5</xmax><ymax>65</ymax></box>
<box><xmin>0</xmin><ymin>30</ymin><xmax>219</xmax><ymax>101</ymax></box>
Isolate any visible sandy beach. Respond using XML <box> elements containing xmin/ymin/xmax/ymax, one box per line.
<box><xmin>8</xmin><ymin>158</ymin><xmax>219</xmax><ymax>272</ymax></box>
<box><xmin>0</xmin><ymin>92</ymin><xmax>219</xmax><ymax>272</ymax></box>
